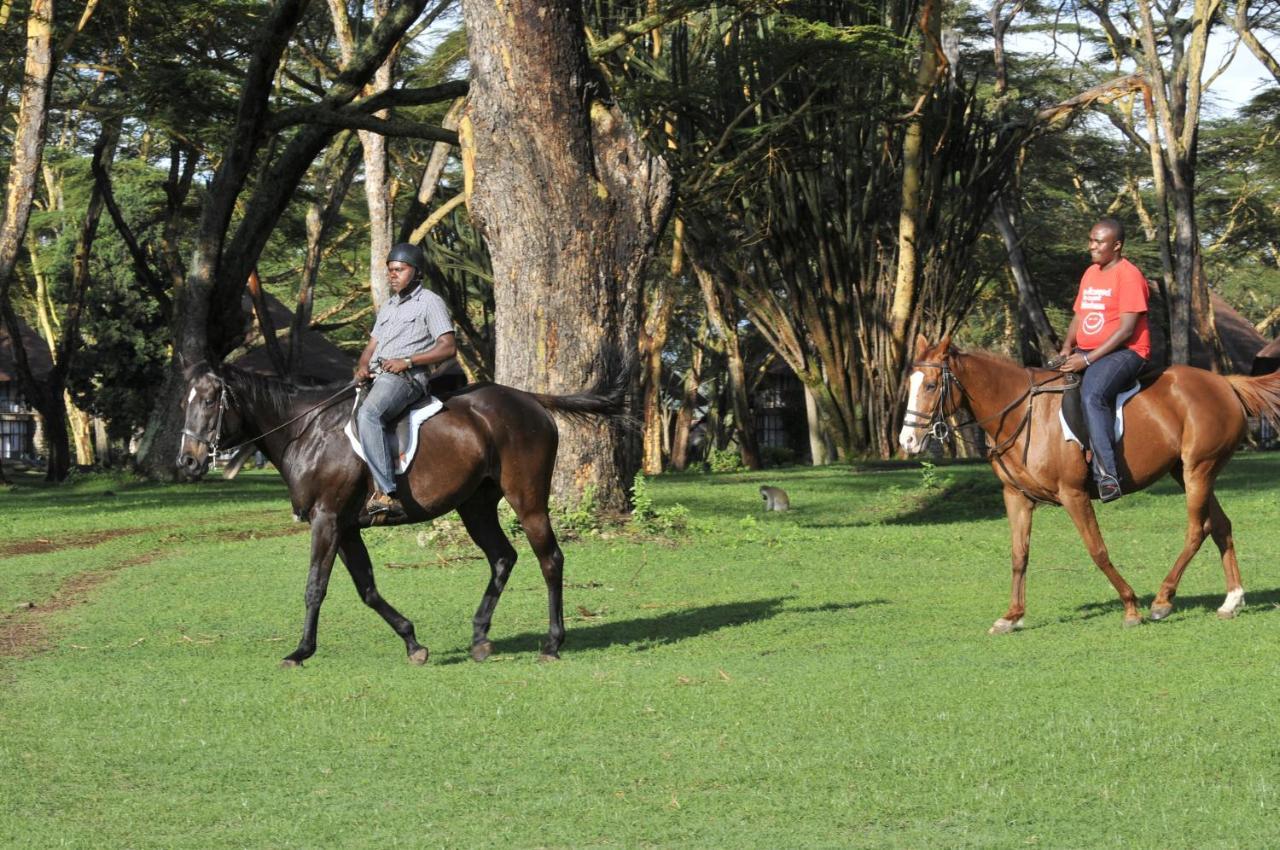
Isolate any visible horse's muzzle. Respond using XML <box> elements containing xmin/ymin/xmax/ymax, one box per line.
<box><xmin>176</xmin><ymin>448</ymin><xmax>210</xmax><ymax>480</ymax></box>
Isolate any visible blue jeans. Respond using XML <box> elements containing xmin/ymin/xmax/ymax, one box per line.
<box><xmin>1080</xmin><ymin>348</ymin><xmax>1145</xmax><ymax>480</ymax></box>
<box><xmin>356</xmin><ymin>372</ymin><xmax>424</xmax><ymax>495</ymax></box>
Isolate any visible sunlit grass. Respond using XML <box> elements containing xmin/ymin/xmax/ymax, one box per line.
<box><xmin>2</xmin><ymin>455</ymin><xmax>1280</xmax><ymax>847</ymax></box>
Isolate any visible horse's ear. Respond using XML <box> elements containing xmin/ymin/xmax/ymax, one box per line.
<box><xmin>914</xmin><ymin>334</ymin><xmax>930</xmax><ymax>358</ymax></box>
<box><xmin>937</xmin><ymin>334</ymin><xmax>952</xmax><ymax>355</ymax></box>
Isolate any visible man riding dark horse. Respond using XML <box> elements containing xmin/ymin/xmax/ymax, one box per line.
<box><xmin>353</xmin><ymin>242</ymin><xmax>457</xmax><ymax>519</ymax></box>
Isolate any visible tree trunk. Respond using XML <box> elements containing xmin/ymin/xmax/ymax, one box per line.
<box><xmin>460</xmin><ymin>0</ymin><xmax>673</xmax><ymax>510</ymax></box>
<box><xmin>991</xmin><ymin>198</ymin><xmax>1058</xmax><ymax>363</ymax></box>
<box><xmin>639</xmin><ymin>284</ymin><xmax>674</xmax><ymax>475</ymax></box>
<box><xmin>888</xmin><ymin>0</ymin><xmax>942</xmax><ymax>374</ymax></box>
<box><xmin>691</xmin><ymin>262</ymin><xmax>760</xmax><ymax>470</ymax></box>
<box><xmin>669</xmin><ymin>321</ymin><xmax>705</xmax><ymax>472</ymax></box>
<box><xmin>0</xmin><ymin>0</ymin><xmax>54</xmax><ymax>431</ymax></box>
<box><xmin>804</xmin><ymin>383</ymin><xmax>833</xmax><ymax>466</ymax></box>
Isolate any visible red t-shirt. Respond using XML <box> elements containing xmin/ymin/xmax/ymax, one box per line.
<box><xmin>1073</xmin><ymin>257</ymin><xmax>1151</xmax><ymax>359</ymax></box>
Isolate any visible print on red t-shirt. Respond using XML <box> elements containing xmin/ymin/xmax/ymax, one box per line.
<box><xmin>1073</xmin><ymin>257</ymin><xmax>1151</xmax><ymax>359</ymax></box>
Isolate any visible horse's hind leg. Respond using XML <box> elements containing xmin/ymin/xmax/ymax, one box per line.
<box><xmin>1061</xmin><ymin>492</ymin><xmax>1143</xmax><ymax>627</ymax></box>
<box><xmin>338</xmin><ymin>528</ymin><xmax>428</xmax><ymax>664</ymax></box>
<box><xmin>456</xmin><ymin>492</ymin><xmax>519</xmax><ymax>662</ymax></box>
<box><xmin>518</xmin><ymin>508</ymin><xmax>566</xmax><ymax>661</ymax></box>
<box><xmin>1152</xmin><ymin>464</ymin><xmax>1243</xmax><ymax>620</ymax></box>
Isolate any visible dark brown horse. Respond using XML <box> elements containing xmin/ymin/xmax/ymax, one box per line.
<box><xmin>177</xmin><ymin>361</ymin><xmax>625</xmax><ymax>666</ymax></box>
<box><xmin>899</xmin><ymin>335</ymin><xmax>1280</xmax><ymax>632</ymax></box>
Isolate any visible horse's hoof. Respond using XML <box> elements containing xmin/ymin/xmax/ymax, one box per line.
<box><xmin>1123</xmin><ymin>616</ymin><xmax>1143</xmax><ymax>628</ymax></box>
<box><xmin>1150</xmin><ymin>603</ymin><xmax>1173</xmax><ymax>621</ymax></box>
<box><xmin>987</xmin><ymin>618</ymin><xmax>1023</xmax><ymax>635</ymax></box>
<box><xmin>537</xmin><ymin>651</ymin><xmax>561</xmax><ymax>663</ymax></box>
<box><xmin>470</xmin><ymin>641</ymin><xmax>493</xmax><ymax>662</ymax></box>
<box><xmin>280</xmin><ymin>658</ymin><xmax>303</xmax><ymax>669</ymax></box>
<box><xmin>408</xmin><ymin>647</ymin><xmax>429</xmax><ymax>666</ymax></box>
<box><xmin>1217</xmin><ymin>589</ymin><xmax>1245</xmax><ymax>619</ymax></box>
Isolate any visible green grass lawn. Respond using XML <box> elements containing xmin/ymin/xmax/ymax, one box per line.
<box><xmin>3</xmin><ymin>456</ymin><xmax>1280</xmax><ymax>848</ymax></box>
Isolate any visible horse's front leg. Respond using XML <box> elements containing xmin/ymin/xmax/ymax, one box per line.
<box><xmin>990</xmin><ymin>487</ymin><xmax>1036</xmax><ymax>635</ymax></box>
<box><xmin>1061</xmin><ymin>490</ymin><xmax>1142</xmax><ymax>627</ymax></box>
<box><xmin>282</xmin><ymin>513</ymin><xmax>342</xmax><ymax>667</ymax></box>
<box><xmin>338</xmin><ymin>527</ymin><xmax>429</xmax><ymax>664</ymax></box>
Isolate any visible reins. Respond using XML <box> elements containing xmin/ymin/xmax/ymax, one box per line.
<box><xmin>909</xmin><ymin>356</ymin><xmax>1077</xmax><ymax>505</ymax></box>
<box><xmin>184</xmin><ymin>376</ymin><xmax>357</xmax><ymax>464</ymax></box>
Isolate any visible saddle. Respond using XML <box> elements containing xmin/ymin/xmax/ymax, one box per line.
<box><xmin>1059</xmin><ymin>362</ymin><xmax>1165</xmax><ymax>451</ymax></box>
<box><xmin>343</xmin><ymin>389</ymin><xmax>445</xmax><ymax>474</ymax></box>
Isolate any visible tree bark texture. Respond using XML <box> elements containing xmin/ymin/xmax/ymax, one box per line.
<box><xmin>639</xmin><ymin>284</ymin><xmax>674</xmax><ymax>475</ymax></box>
<box><xmin>460</xmin><ymin>0</ymin><xmax>673</xmax><ymax>510</ymax></box>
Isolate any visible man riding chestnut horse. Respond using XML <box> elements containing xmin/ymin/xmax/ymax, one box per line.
<box><xmin>900</xmin><ymin>218</ymin><xmax>1280</xmax><ymax>633</ymax></box>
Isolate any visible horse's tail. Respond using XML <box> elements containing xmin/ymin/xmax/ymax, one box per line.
<box><xmin>528</xmin><ymin>357</ymin><xmax>636</xmax><ymax>427</ymax></box>
<box><xmin>1225</xmin><ymin>371</ymin><xmax>1280</xmax><ymax>428</ymax></box>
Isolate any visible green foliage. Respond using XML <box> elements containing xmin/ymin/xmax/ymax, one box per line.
<box><xmin>552</xmin><ymin>484</ymin><xmax>603</xmax><ymax>538</ymax></box>
<box><xmin>629</xmin><ymin>472</ymin><xmax>690</xmax><ymax>534</ymax></box>
<box><xmin>706</xmin><ymin>445</ymin><xmax>745</xmax><ymax>473</ymax></box>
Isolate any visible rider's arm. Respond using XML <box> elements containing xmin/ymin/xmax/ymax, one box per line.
<box><xmin>385</xmin><ymin>332</ymin><xmax>457</xmax><ymax>373</ymax></box>
<box><xmin>1083</xmin><ymin>313</ymin><xmax>1140</xmax><ymax>361</ymax></box>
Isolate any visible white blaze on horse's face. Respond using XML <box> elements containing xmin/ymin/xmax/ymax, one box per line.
<box><xmin>899</xmin><ymin>370</ymin><xmax>926</xmax><ymax>455</ymax></box>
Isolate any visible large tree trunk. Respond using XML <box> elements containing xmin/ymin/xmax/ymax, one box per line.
<box><xmin>0</xmin><ymin>0</ymin><xmax>53</xmax><ymax>293</ymax></box>
<box><xmin>888</xmin><ymin>0</ymin><xmax>942</xmax><ymax>373</ymax></box>
<box><xmin>460</xmin><ymin>0</ymin><xmax>673</xmax><ymax>510</ymax></box>
<box><xmin>0</xmin><ymin>0</ymin><xmax>55</xmax><ymax>468</ymax></box>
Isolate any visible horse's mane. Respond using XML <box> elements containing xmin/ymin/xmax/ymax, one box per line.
<box><xmin>215</xmin><ymin>363</ymin><xmax>355</xmax><ymax>426</ymax></box>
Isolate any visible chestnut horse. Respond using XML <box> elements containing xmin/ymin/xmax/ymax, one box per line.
<box><xmin>899</xmin><ymin>335</ymin><xmax>1280</xmax><ymax>633</ymax></box>
<box><xmin>177</xmin><ymin>361</ymin><xmax>625</xmax><ymax>666</ymax></box>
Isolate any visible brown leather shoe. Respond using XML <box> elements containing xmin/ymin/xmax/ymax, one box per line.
<box><xmin>366</xmin><ymin>490</ymin><xmax>405</xmax><ymax>516</ymax></box>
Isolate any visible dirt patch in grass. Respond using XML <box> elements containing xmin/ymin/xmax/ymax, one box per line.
<box><xmin>0</xmin><ymin>524</ymin><xmax>308</xmax><ymax>661</ymax></box>
<box><xmin>0</xmin><ymin>527</ymin><xmax>157</xmax><ymax>558</ymax></box>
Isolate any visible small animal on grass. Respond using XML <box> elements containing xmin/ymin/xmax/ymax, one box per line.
<box><xmin>760</xmin><ymin>485</ymin><xmax>790</xmax><ymax>511</ymax></box>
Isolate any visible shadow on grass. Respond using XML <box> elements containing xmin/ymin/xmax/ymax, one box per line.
<box><xmin>435</xmin><ymin>596</ymin><xmax>889</xmax><ymax>663</ymax></box>
<box><xmin>795</xmin><ymin>475</ymin><xmax>1008</xmax><ymax>529</ymax></box>
<box><xmin>1071</xmin><ymin>587</ymin><xmax>1280</xmax><ymax>622</ymax></box>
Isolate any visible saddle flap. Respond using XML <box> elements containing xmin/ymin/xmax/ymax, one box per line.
<box><xmin>1058</xmin><ymin>382</ymin><xmax>1140</xmax><ymax>448</ymax></box>
<box><xmin>343</xmin><ymin>391</ymin><xmax>445</xmax><ymax>474</ymax></box>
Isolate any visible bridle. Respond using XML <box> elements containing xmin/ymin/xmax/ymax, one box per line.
<box><xmin>182</xmin><ymin>378</ymin><xmax>233</xmax><ymax>459</ymax></box>
<box><xmin>182</xmin><ymin>372</ymin><xmax>355</xmax><ymax>466</ymax></box>
<box><xmin>906</xmin><ymin>353</ymin><xmax>1078</xmax><ymax>505</ymax></box>
<box><xmin>903</xmin><ymin>358</ymin><xmax>968</xmax><ymax>445</ymax></box>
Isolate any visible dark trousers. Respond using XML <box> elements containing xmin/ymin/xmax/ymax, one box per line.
<box><xmin>1080</xmin><ymin>348</ymin><xmax>1145</xmax><ymax>480</ymax></box>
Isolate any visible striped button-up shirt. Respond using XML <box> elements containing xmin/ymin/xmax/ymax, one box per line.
<box><xmin>371</xmin><ymin>285</ymin><xmax>454</xmax><ymax>363</ymax></box>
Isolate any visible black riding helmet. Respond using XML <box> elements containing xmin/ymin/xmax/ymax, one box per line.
<box><xmin>386</xmin><ymin>242</ymin><xmax>426</xmax><ymax>272</ymax></box>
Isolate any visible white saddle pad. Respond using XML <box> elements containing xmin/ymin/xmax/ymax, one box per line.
<box><xmin>344</xmin><ymin>392</ymin><xmax>444</xmax><ymax>474</ymax></box>
<box><xmin>1059</xmin><ymin>383</ymin><xmax>1140</xmax><ymax>447</ymax></box>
